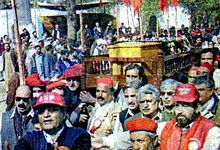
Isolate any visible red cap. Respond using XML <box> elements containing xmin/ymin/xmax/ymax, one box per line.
<box><xmin>97</xmin><ymin>78</ymin><xmax>113</xmax><ymax>86</ymax></box>
<box><xmin>200</xmin><ymin>63</ymin><xmax>214</xmax><ymax>73</ymax></box>
<box><xmin>189</xmin><ymin>66</ymin><xmax>199</xmax><ymax>72</ymax></box>
<box><xmin>33</xmin><ymin>92</ymin><xmax>66</xmax><ymax>108</ymax></box>
<box><xmin>216</xmin><ymin>55</ymin><xmax>220</xmax><ymax>61</ymax></box>
<box><xmin>47</xmin><ymin>81</ymin><xmax>66</xmax><ymax>91</ymax></box>
<box><xmin>62</xmin><ymin>64</ymin><xmax>82</xmax><ymax>78</ymax></box>
<box><xmin>126</xmin><ymin>118</ymin><xmax>158</xmax><ymax>133</ymax></box>
<box><xmin>25</xmin><ymin>73</ymin><xmax>47</xmax><ymax>87</ymax></box>
<box><xmin>173</xmin><ymin>84</ymin><xmax>199</xmax><ymax>103</ymax></box>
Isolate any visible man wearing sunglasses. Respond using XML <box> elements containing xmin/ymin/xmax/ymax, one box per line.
<box><xmin>1</xmin><ymin>85</ymin><xmax>35</xmax><ymax>150</ymax></box>
<box><xmin>14</xmin><ymin>92</ymin><xmax>91</xmax><ymax>150</ymax></box>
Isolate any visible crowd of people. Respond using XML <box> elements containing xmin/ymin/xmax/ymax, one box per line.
<box><xmin>0</xmin><ymin>20</ymin><xmax>220</xmax><ymax>150</ymax></box>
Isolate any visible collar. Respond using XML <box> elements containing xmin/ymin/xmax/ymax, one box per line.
<box><xmin>200</xmin><ymin>95</ymin><xmax>218</xmax><ymax>117</ymax></box>
<box><xmin>43</xmin><ymin>126</ymin><xmax>64</xmax><ymax>145</ymax></box>
<box><xmin>10</xmin><ymin>108</ymin><xmax>35</xmax><ymax>119</ymax></box>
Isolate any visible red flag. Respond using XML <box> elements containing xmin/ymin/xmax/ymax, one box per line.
<box><xmin>171</xmin><ymin>0</ymin><xmax>178</xmax><ymax>8</ymax></box>
<box><xmin>99</xmin><ymin>0</ymin><xmax>103</xmax><ymax>6</ymax></box>
<box><xmin>123</xmin><ymin>0</ymin><xmax>131</xmax><ymax>6</ymax></box>
<box><xmin>159</xmin><ymin>0</ymin><xmax>168</xmax><ymax>12</ymax></box>
<box><xmin>132</xmin><ymin>0</ymin><xmax>142</xmax><ymax>13</ymax></box>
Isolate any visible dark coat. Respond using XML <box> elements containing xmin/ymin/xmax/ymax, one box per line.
<box><xmin>1</xmin><ymin>109</ymin><xmax>34</xmax><ymax>150</ymax></box>
<box><xmin>14</xmin><ymin>126</ymin><xmax>91</xmax><ymax>150</ymax></box>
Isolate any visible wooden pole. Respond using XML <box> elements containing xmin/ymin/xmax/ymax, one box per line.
<box><xmin>139</xmin><ymin>12</ymin><xmax>144</xmax><ymax>41</ymax></box>
<box><xmin>175</xmin><ymin>7</ymin><xmax>178</xmax><ymax>37</ymax></box>
<box><xmin>80</xmin><ymin>13</ymin><xmax>85</xmax><ymax>52</ymax></box>
<box><xmin>11</xmin><ymin>0</ymin><xmax>25</xmax><ymax>85</ymax></box>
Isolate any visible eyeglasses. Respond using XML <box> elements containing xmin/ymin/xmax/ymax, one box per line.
<box><xmin>161</xmin><ymin>91</ymin><xmax>174</xmax><ymax>96</ymax></box>
<box><xmin>15</xmin><ymin>97</ymin><xmax>30</xmax><ymax>103</ymax></box>
<box><xmin>37</xmin><ymin>107</ymin><xmax>61</xmax><ymax>114</ymax></box>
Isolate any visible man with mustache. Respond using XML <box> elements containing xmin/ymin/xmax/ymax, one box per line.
<box><xmin>159</xmin><ymin>83</ymin><xmax>220</xmax><ymax>150</ymax></box>
<box><xmin>14</xmin><ymin>92</ymin><xmax>91</xmax><ymax>150</ymax></box>
<box><xmin>1</xmin><ymin>85</ymin><xmax>35</xmax><ymax>150</ymax></box>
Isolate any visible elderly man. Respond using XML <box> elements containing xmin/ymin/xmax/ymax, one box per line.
<box><xmin>14</xmin><ymin>92</ymin><xmax>91</xmax><ymax>150</ymax></box>
<box><xmin>160</xmin><ymin>78</ymin><xmax>181</xmax><ymax>121</ymax></box>
<box><xmin>126</xmin><ymin>118</ymin><xmax>158</xmax><ymax>150</ymax></box>
<box><xmin>159</xmin><ymin>83</ymin><xmax>220</xmax><ymax>150</ymax></box>
<box><xmin>1</xmin><ymin>85</ymin><xmax>35</xmax><ymax>150</ymax></box>
<box><xmin>88</xmin><ymin>78</ymin><xmax>119</xmax><ymax>138</ymax></box>
<box><xmin>194</xmin><ymin>75</ymin><xmax>219</xmax><ymax>120</ymax></box>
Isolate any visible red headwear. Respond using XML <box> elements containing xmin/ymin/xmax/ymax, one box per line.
<box><xmin>200</xmin><ymin>62</ymin><xmax>214</xmax><ymax>73</ymax></box>
<box><xmin>126</xmin><ymin>118</ymin><xmax>158</xmax><ymax>133</ymax></box>
<box><xmin>25</xmin><ymin>73</ymin><xmax>47</xmax><ymax>87</ymax></box>
<box><xmin>216</xmin><ymin>55</ymin><xmax>220</xmax><ymax>61</ymax></box>
<box><xmin>33</xmin><ymin>92</ymin><xmax>66</xmax><ymax>108</ymax></box>
<box><xmin>47</xmin><ymin>81</ymin><xmax>66</xmax><ymax>91</ymax></box>
<box><xmin>97</xmin><ymin>78</ymin><xmax>113</xmax><ymax>87</ymax></box>
<box><xmin>62</xmin><ymin>64</ymin><xmax>82</xmax><ymax>79</ymax></box>
<box><xmin>173</xmin><ymin>83</ymin><xmax>199</xmax><ymax>103</ymax></box>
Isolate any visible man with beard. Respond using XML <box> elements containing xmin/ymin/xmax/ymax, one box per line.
<box><xmin>159</xmin><ymin>83</ymin><xmax>220</xmax><ymax>150</ymax></box>
<box><xmin>1</xmin><ymin>85</ymin><xmax>35</xmax><ymax>149</ymax></box>
<box><xmin>14</xmin><ymin>92</ymin><xmax>91</xmax><ymax>150</ymax></box>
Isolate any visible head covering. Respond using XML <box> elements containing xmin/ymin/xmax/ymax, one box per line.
<box><xmin>97</xmin><ymin>78</ymin><xmax>113</xmax><ymax>87</ymax></box>
<box><xmin>173</xmin><ymin>83</ymin><xmax>199</xmax><ymax>103</ymax></box>
<box><xmin>126</xmin><ymin>118</ymin><xmax>158</xmax><ymax>133</ymax></box>
<box><xmin>33</xmin><ymin>92</ymin><xmax>66</xmax><ymax>109</ymax></box>
<box><xmin>216</xmin><ymin>55</ymin><xmax>220</xmax><ymax>61</ymax></box>
<box><xmin>25</xmin><ymin>73</ymin><xmax>47</xmax><ymax>87</ymax></box>
<box><xmin>47</xmin><ymin>81</ymin><xmax>66</xmax><ymax>91</ymax></box>
<box><xmin>189</xmin><ymin>66</ymin><xmax>200</xmax><ymax>72</ymax></box>
<box><xmin>200</xmin><ymin>63</ymin><xmax>214</xmax><ymax>73</ymax></box>
<box><xmin>62</xmin><ymin>64</ymin><xmax>82</xmax><ymax>78</ymax></box>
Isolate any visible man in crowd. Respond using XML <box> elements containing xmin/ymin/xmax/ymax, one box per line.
<box><xmin>200</xmin><ymin>48</ymin><xmax>215</xmax><ymax>66</ymax></box>
<box><xmin>194</xmin><ymin>75</ymin><xmax>220</xmax><ymax>121</ymax></box>
<box><xmin>126</xmin><ymin>118</ymin><xmax>158</xmax><ymax>150</ymax></box>
<box><xmin>88</xmin><ymin>78</ymin><xmax>120</xmax><ymax>138</ymax></box>
<box><xmin>188</xmin><ymin>66</ymin><xmax>200</xmax><ymax>83</ymax></box>
<box><xmin>160</xmin><ymin>78</ymin><xmax>181</xmax><ymax>121</ymax></box>
<box><xmin>14</xmin><ymin>92</ymin><xmax>91</xmax><ymax>150</ymax></box>
<box><xmin>1</xmin><ymin>85</ymin><xmax>35</xmax><ymax>149</ymax></box>
<box><xmin>159</xmin><ymin>83</ymin><xmax>220</xmax><ymax>150</ymax></box>
<box><xmin>2</xmin><ymin>42</ymin><xmax>18</xmax><ymax>91</ymax></box>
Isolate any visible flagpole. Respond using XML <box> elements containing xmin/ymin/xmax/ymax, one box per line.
<box><xmin>139</xmin><ymin>11</ymin><xmax>143</xmax><ymax>41</ymax></box>
<box><xmin>175</xmin><ymin>7</ymin><xmax>178</xmax><ymax>38</ymax></box>
<box><xmin>11</xmin><ymin>0</ymin><xmax>25</xmax><ymax>85</ymax></box>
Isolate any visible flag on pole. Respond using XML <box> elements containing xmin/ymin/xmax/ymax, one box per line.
<box><xmin>159</xmin><ymin>0</ymin><xmax>168</xmax><ymax>12</ymax></box>
<box><xmin>171</xmin><ymin>0</ymin><xmax>178</xmax><ymax>8</ymax></box>
<box><xmin>123</xmin><ymin>0</ymin><xmax>131</xmax><ymax>6</ymax></box>
<box><xmin>99</xmin><ymin>0</ymin><xmax>103</xmax><ymax>6</ymax></box>
<box><xmin>132</xmin><ymin>0</ymin><xmax>142</xmax><ymax>13</ymax></box>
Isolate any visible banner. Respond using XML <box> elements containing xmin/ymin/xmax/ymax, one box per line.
<box><xmin>171</xmin><ymin>0</ymin><xmax>178</xmax><ymax>8</ymax></box>
<box><xmin>123</xmin><ymin>0</ymin><xmax>131</xmax><ymax>6</ymax></box>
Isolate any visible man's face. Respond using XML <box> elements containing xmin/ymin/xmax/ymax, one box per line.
<box><xmin>124</xmin><ymin>87</ymin><xmax>138</xmax><ymax>110</ymax></box>
<box><xmin>126</xmin><ymin>69</ymin><xmax>140</xmax><ymax>83</ymax></box>
<box><xmin>66</xmin><ymin>78</ymin><xmax>80</xmax><ymax>92</ymax></box>
<box><xmin>38</xmin><ymin>106</ymin><xmax>65</xmax><ymax>132</ymax></box>
<box><xmin>4</xmin><ymin>43</ymin><xmax>10</xmax><ymax>51</ymax></box>
<box><xmin>32</xmin><ymin>87</ymin><xmax>44</xmax><ymax>98</ymax></box>
<box><xmin>200</xmin><ymin>52</ymin><xmax>214</xmax><ymax>66</ymax></box>
<box><xmin>139</xmin><ymin>94</ymin><xmax>158</xmax><ymax>117</ymax></box>
<box><xmin>15</xmin><ymin>97</ymin><xmax>31</xmax><ymax>115</ymax></box>
<box><xmin>217</xmin><ymin>37</ymin><xmax>220</xmax><ymax>44</ymax></box>
<box><xmin>51</xmin><ymin>87</ymin><xmax>65</xmax><ymax>96</ymax></box>
<box><xmin>195</xmin><ymin>83</ymin><xmax>213</xmax><ymax>105</ymax></box>
<box><xmin>175</xmin><ymin>102</ymin><xmax>195</xmax><ymax>127</ymax></box>
<box><xmin>188</xmin><ymin>70</ymin><xmax>198</xmax><ymax>83</ymax></box>
<box><xmin>160</xmin><ymin>87</ymin><xmax>175</xmax><ymax>107</ymax></box>
<box><xmin>96</xmin><ymin>83</ymin><xmax>112</xmax><ymax>106</ymax></box>
<box><xmin>130</xmin><ymin>131</ymin><xmax>154</xmax><ymax>150</ymax></box>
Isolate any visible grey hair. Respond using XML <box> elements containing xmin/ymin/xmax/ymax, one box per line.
<box><xmin>160</xmin><ymin>78</ymin><xmax>181</xmax><ymax>91</ymax></box>
<box><xmin>136</xmin><ymin>84</ymin><xmax>160</xmax><ymax>101</ymax></box>
<box><xmin>123</xmin><ymin>79</ymin><xmax>143</xmax><ymax>92</ymax></box>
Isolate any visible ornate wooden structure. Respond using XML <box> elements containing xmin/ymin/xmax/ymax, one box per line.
<box><xmin>82</xmin><ymin>41</ymin><xmax>200</xmax><ymax>89</ymax></box>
